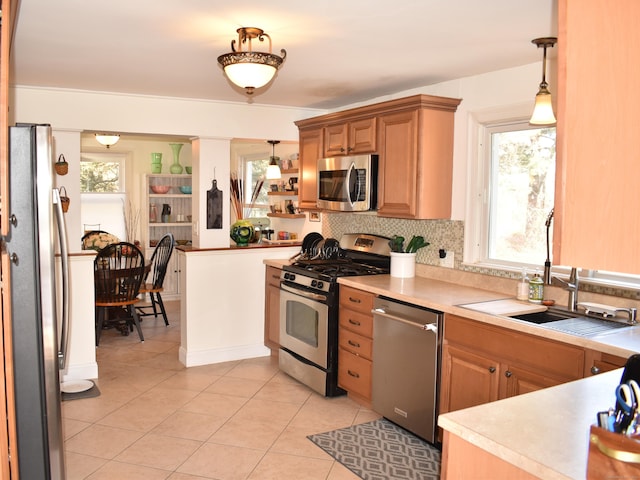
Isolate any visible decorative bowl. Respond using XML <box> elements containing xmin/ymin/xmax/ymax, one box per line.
<box><xmin>179</xmin><ymin>186</ymin><xmax>192</xmax><ymax>194</ymax></box>
<box><xmin>176</xmin><ymin>239</ymin><xmax>189</xmax><ymax>246</ymax></box>
<box><xmin>150</xmin><ymin>185</ymin><xmax>171</xmax><ymax>194</ymax></box>
<box><xmin>185</xmin><ymin>166</ymin><xmax>192</xmax><ymax>174</ymax></box>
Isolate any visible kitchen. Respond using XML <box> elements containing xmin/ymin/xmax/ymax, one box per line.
<box><xmin>2</xmin><ymin>0</ymin><xmax>640</xmax><ymax>478</ymax></box>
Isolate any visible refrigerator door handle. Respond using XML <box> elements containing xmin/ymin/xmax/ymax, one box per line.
<box><xmin>53</xmin><ymin>188</ymin><xmax>70</xmax><ymax>370</ymax></box>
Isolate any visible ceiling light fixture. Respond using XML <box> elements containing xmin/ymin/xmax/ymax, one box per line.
<box><xmin>94</xmin><ymin>133</ymin><xmax>120</xmax><ymax>148</ymax></box>
<box><xmin>217</xmin><ymin>27</ymin><xmax>287</xmax><ymax>96</ymax></box>
<box><xmin>266</xmin><ymin>140</ymin><xmax>281</xmax><ymax>180</ymax></box>
<box><xmin>529</xmin><ymin>37</ymin><xmax>557</xmax><ymax>126</ymax></box>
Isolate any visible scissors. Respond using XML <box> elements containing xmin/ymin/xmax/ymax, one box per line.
<box><xmin>615</xmin><ymin>380</ymin><xmax>640</xmax><ymax>433</ymax></box>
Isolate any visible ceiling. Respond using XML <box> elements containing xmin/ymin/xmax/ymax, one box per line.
<box><xmin>10</xmin><ymin>0</ymin><xmax>556</xmax><ymax>110</ymax></box>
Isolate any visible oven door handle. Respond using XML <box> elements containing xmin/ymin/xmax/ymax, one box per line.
<box><xmin>280</xmin><ymin>282</ymin><xmax>328</xmax><ymax>302</ymax></box>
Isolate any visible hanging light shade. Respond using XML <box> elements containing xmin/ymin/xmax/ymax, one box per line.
<box><xmin>529</xmin><ymin>37</ymin><xmax>557</xmax><ymax>126</ymax></box>
<box><xmin>95</xmin><ymin>133</ymin><xmax>120</xmax><ymax>148</ymax></box>
<box><xmin>266</xmin><ymin>140</ymin><xmax>281</xmax><ymax>180</ymax></box>
<box><xmin>217</xmin><ymin>27</ymin><xmax>287</xmax><ymax>96</ymax></box>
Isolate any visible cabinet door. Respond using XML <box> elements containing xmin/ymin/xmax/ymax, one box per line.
<box><xmin>554</xmin><ymin>0</ymin><xmax>640</xmax><ymax>272</ymax></box>
<box><xmin>264</xmin><ymin>266</ymin><xmax>281</xmax><ymax>350</ymax></box>
<box><xmin>584</xmin><ymin>350</ymin><xmax>626</xmax><ymax>377</ymax></box>
<box><xmin>440</xmin><ymin>344</ymin><xmax>500</xmax><ymax>414</ymax></box>
<box><xmin>501</xmin><ymin>364</ymin><xmax>563</xmax><ymax>399</ymax></box>
<box><xmin>349</xmin><ymin>117</ymin><xmax>376</xmax><ymax>154</ymax></box>
<box><xmin>376</xmin><ymin>109</ymin><xmax>419</xmax><ymax>218</ymax></box>
<box><xmin>298</xmin><ymin>127</ymin><xmax>323</xmax><ymax>210</ymax></box>
<box><xmin>162</xmin><ymin>253</ymin><xmax>179</xmax><ymax>297</ymax></box>
<box><xmin>323</xmin><ymin>123</ymin><xmax>349</xmax><ymax>156</ymax></box>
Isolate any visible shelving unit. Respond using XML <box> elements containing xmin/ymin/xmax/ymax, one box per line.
<box><xmin>144</xmin><ymin>174</ymin><xmax>192</xmax><ymax>299</ymax></box>
<box><xmin>266</xmin><ymin>168</ymin><xmax>302</xmax><ymax>219</ymax></box>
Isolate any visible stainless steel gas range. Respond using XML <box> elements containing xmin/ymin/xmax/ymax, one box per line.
<box><xmin>278</xmin><ymin>233</ymin><xmax>391</xmax><ymax>396</ymax></box>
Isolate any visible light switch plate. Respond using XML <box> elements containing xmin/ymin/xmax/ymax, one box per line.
<box><xmin>440</xmin><ymin>251</ymin><xmax>454</xmax><ymax>268</ymax></box>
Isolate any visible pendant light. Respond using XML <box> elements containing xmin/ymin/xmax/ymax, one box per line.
<box><xmin>95</xmin><ymin>133</ymin><xmax>120</xmax><ymax>148</ymax></box>
<box><xmin>266</xmin><ymin>140</ymin><xmax>281</xmax><ymax>180</ymax></box>
<box><xmin>217</xmin><ymin>28</ymin><xmax>287</xmax><ymax>96</ymax></box>
<box><xmin>529</xmin><ymin>37</ymin><xmax>557</xmax><ymax>126</ymax></box>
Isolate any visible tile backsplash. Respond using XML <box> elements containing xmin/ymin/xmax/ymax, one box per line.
<box><xmin>323</xmin><ymin>212</ymin><xmax>640</xmax><ymax>301</ymax></box>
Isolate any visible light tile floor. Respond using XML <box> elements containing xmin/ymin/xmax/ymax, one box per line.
<box><xmin>63</xmin><ymin>301</ymin><xmax>377</xmax><ymax>479</ymax></box>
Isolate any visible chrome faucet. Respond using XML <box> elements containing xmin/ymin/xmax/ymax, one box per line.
<box><xmin>553</xmin><ymin>267</ymin><xmax>580</xmax><ymax>311</ymax></box>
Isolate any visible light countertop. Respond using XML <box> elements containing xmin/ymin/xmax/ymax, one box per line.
<box><xmin>438</xmin><ymin>369</ymin><xmax>621</xmax><ymax>479</ymax></box>
<box><xmin>336</xmin><ymin>274</ymin><xmax>640</xmax><ymax>359</ymax></box>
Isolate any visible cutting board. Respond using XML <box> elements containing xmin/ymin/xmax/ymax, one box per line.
<box><xmin>461</xmin><ymin>298</ymin><xmax>547</xmax><ymax>316</ymax></box>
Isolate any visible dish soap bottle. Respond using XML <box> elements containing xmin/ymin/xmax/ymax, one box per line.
<box><xmin>528</xmin><ymin>270</ymin><xmax>544</xmax><ymax>304</ymax></box>
<box><xmin>516</xmin><ymin>268</ymin><xmax>529</xmax><ymax>301</ymax></box>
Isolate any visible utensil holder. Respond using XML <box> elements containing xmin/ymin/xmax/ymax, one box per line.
<box><xmin>390</xmin><ymin>252</ymin><xmax>416</xmax><ymax>278</ymax></box>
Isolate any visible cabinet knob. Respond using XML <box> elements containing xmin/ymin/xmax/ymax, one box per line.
<box><xmin>348</xmin><ymin>340</ymin><xmax>361</xmax><ymax>348</ymax></box>
<box><xmin>348</xmin><ymin>297</ymin><xmax>361</xmax><ymax>304</ymax></box>
<box><xmin>591</xmin><ymin>365</ymin><xmax>601</xmax><ymax>375</ymax></box>
<box><xmin>340</xmin><ymin>147</ymin><xmax>346</xmax><ymax>153</ymax></box>
<box><xmin>505</xmin><ymin>371</ymin><xmax>512</xmax><ymax>378</ymax></box>
<box><xmin>347</xmin><ymin>370</ymin><xmax>360</xmax><ymax>378</ymax></box>
<box><xmin>488</xmin><ymin>366</ymin><xmax>496</xmax><ymax>373</ymax></box>
<box><xmin>348</xmin><ymin>318</ymin><xmax>361</xmax><ymax>326</ymax></box>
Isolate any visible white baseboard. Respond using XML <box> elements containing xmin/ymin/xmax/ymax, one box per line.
<box><xmin>179</xmin><ymin>343</ymin><xmax>271</xmax><ymax>367</ymax></box>
<box><xmin>62</xmin><ymin>362</ymin><xmax>99</xmax><ymax>381</ymax></box>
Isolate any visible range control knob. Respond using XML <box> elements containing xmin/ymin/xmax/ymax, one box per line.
<box><xmin>317</xmin><ymin>281</ymin><xmax>324</xmax><ymax>289</ymax></box>
<box><xmin>311</xmin><ymin>280</ymin><xmax>318</xmax><ymax>288</ymax></box>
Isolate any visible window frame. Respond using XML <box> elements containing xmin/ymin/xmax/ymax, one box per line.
<box><xmin>465</xmin><ymin>104</ymin><xmax>640</xmax><ymax>289</ymax></box>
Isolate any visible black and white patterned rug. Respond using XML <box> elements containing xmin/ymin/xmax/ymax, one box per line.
<box><xmin>307</xmin><ymin>418</ymin><xmax>441</xmax><ymax>480</ymax></box>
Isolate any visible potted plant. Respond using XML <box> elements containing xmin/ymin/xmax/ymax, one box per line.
<box><xmin>388</xmin><ymin>235</ymin><xmax>429</xmax><ymax>278</ymax></box>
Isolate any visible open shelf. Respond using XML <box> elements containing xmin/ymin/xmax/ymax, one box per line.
<box><xmin>267</xmin><ymin>213</ymin><xmax>305</xmax><ymax>219</ymax></box>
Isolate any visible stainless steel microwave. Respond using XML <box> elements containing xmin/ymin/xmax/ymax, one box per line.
<box><xmin>317</xmin><ymin>154</ymin><xmax>378</xmax><ymax>211</ymax></box>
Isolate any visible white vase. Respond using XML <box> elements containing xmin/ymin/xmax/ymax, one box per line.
<box><xmin>390</xmin><ymin>252</ymin><xmax>416</xmax><ymax>278</ymax></box>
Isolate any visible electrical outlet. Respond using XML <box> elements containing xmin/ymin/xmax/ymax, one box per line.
<box><xmin>440</xmin><ymin>251</ymin><xmax>454</xmax><ymax>268</ymax></box>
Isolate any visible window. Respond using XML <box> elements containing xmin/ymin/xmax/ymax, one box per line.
<box><xmin>80</xmin><ymin>152</ymin><xmax>127</xmax><ymax>239</ymax></box>
<box><xmin>485</xmin><ymin>122</ymin><xmax>556</xmax><ymax>267</ymax></box>
<box><xmin>81</xmin><ymin>152</ymin><xmax>125</xmax><ymax>192</ymax></box>
<box><xmin>241</xmin><ymin>152</ymin><xmax>270</xmax><ymax>218</ymax></box>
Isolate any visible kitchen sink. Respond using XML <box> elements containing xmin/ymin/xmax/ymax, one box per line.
<box><xmin>511</xmin><ymin>308</ymin><xmax>634</xmax><ymax>337</ymax></box>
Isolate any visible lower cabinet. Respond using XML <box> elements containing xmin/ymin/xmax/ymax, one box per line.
<box><xmin>264</xmin><ymin>266</ymin><xmax>282</xmax><ymax>351</ymax></box>
<box><xmin>584</xmin><ymin>349</ymin><xmax>627</xmax><ymax>377</ymax></box>
<box><xmin>338</xmin><ymin>285</ymin><xmax>375</xmax><ymax>406</ymax></box>
<box><xmin>440</xmin><ymin>314</ymin><xmax>585</xmax><ymax>415</ymax></box>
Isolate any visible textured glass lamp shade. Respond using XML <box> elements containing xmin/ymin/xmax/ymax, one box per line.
<box><xmin>95</xmin><ymin>134</ymin><xmax>120</xmax><ymax>148</ymax></box>
<box><xmin>529</xmin><ymin>88</ymin><xmax>556</xmax><ymax>125</ymax></box>
<box><xmin>223</xmin><ymin>58</ymin><xmax>277</xmax><ymax>90</ymax></box>
<box><xmin>266</xmin><ymin>157</ymin><xmax>281</xmax><ymax>180</ymax></box>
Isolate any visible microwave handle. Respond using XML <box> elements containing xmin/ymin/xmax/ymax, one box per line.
<box><xmin>347</xmin><ymin>162</ymin><xmax>360</xmax><ymax>207</ymax></box>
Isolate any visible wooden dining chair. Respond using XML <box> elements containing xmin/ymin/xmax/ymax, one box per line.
<box><xmin>94</xmin><ymin>242</ymin><xmax>145</xmax><ymax>345</ymax></box>
<box><xmin>137</xmin><ymin>233</ymin><xmax>175</xmax><ymax>326</ymax></box>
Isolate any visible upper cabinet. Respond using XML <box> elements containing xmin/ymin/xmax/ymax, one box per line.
<box><xmin>296</xmin><ymin>94</ymin><xmax>461</xmax><ymax>219</ymax></box>
<box><xmin>553</xmin><ymin>0</ymin><xmax>640</xmax><ymax>273</ymax></box>
<box><xmin>323</xmin><ymin>117</ymin><xmax>376</xmax><ymax>157</ymax></box>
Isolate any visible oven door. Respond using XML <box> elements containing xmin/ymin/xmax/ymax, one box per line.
<box><xmin>279</xmin><ymin>283</ymin><xmax>329</xmax><ymax>369</ymax></box>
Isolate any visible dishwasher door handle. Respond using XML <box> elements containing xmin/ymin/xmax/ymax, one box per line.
<box><xmin>372</xmin><ymin>308</ymin><xmax>438</xmax><ymax>333</ymax></box>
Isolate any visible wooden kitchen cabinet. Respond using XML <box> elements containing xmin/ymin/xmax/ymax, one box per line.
<box><xmin>584</xmin><ymin>350</ymin><xmax>626</xmax><ymax>377</ymax></box>
<box><xmin>295</xmin><ymin>94</ymin><xmax>460</xmax><ymax>219</ymax></box>
<box><xmin>440</xmin><ymin>314</ymin><xmax>585</xmax><ymax>415</ymax></box>
<box><xmin>264</xmin><ymin>265</ymin><xmax>282</xmax><ymax>351</ymax></box>
<box><xmin>338</xmin><ymin>285</ymin><xmax>375</xmax><ymax>406</ymax></box>
<box><xmin>296</xmin><ymin>127</ymin><xmax>323</xmax><ymax>210</ymax></box>
<box><xmin>553</xmin><ymin>0</ymin><xmax>640</xmax><ymax>273</ymax></box>
<box><xmin>323</xmin><ymin>117</ymin><xmax>376</xmax><ymax>157</ymax></box>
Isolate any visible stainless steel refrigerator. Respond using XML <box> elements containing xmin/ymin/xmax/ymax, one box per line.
<box><xmin>5</xmin><ymin>124</ymin><xmax>69</xmax><ymax>479</ymax></box>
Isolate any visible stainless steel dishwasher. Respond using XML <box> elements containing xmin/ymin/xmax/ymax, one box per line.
<box><xmin>372</xmin><ymin>296</ymin><xmax>443</xmax><ymax>443</ymax></box>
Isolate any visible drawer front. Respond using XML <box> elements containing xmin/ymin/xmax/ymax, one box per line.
<box><xmin>339</xmin><ymin>327</ymin><xmax>373</xmax><ymax>360</ymax></box>
<box><xmin>339</xmin><ymin>306</ymin><xmax>374</xmax><ymax>338</ymax></box>
<box><xmin>340</xmin><ymin>285</ymin><xmax>375</xmax><ymax>314</ymax></box>
<box><xmin>338</xmin><ymin>348</ymin><xmax>372</xmax><ymax>399</ymax></box>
